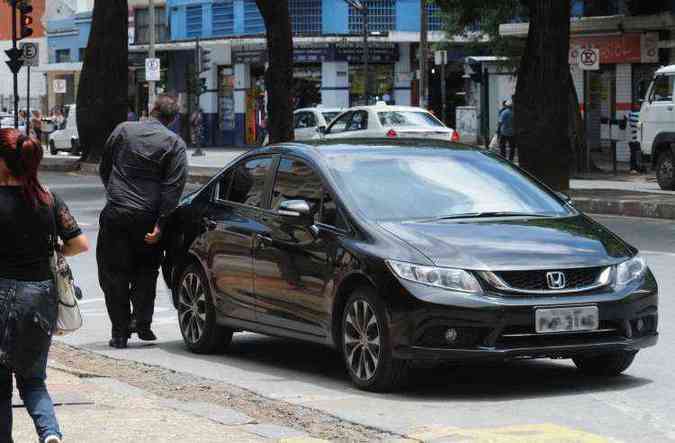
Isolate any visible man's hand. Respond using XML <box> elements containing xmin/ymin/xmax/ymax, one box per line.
<box><xmin>145</xmin><ymin>225</ymin><xmax>161</xmax><ymax>245</ymax></box>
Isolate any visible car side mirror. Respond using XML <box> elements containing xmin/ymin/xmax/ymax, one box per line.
<box><xmin>278</xmin><ymin>200</ymin><xmax>312</xmax><ymax>218</ymax></box>
<box><xmin>556</xmin><ymin>191</ymin><xmax>572</xmax><ymax>204</ymax></box>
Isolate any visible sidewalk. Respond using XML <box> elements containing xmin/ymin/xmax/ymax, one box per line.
<box><xmin>11</xmin><ymin>363</ymin><xmax>321</xmax><ymax>443</ymax></box>
<box><xmin>40</xmin><ymin>146</ymin><xmax>675</xmax><ymax>220</ymax></box>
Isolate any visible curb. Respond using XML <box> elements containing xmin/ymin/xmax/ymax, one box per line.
<box><xmin>572</xmin><ymin>197</ymin><xmax>675</xmax><ymax>220</ymax></box>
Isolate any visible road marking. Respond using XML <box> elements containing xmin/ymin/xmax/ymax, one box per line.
<box><xmin>78</xmin><ymin>298</ymin><xmax>106</xmax><ymax>305</ymax></box>
<box><xmin>641</xmin><ymin>250</ymin><xmax>675</xmax><ymax>257</ymax></box>
<box><xmin>407</xmin><ymin>423</ymin><xmax>610</xmax><ymax>442</ymax></box>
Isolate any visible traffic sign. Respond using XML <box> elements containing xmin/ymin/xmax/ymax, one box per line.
<box><xmin>54</xmin><ymin>79</ymin><xmax>67</xmax><ymax>94</ymax></box>
<box><xmin>434</xmin><ymin>50</ymin><xmax>448</xmax><ymax>66</ymax></box>
<box><xmin>579</xmin><ymin>48</ymin><xmax>600</xmax><ymax>70</ymax></box>
<box><xmin>145</xmin><ymin>58</ymin><xmax>161</xmax><ymax>82</ymax></box>
<box><xmin>19</xmin><ymin>42</ymin><xmax>39</xmax><ymax>67</ymax></box>
<box><xmin>5</xmin><ymin>48</ymin><xmax>24</xmax><ymax>74</ymax></box>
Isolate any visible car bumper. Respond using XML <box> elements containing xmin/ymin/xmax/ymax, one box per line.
<box><xmin>388</xmin><ymin>275</ymin><xmax>659</xmax><ymax>362</ymax></box>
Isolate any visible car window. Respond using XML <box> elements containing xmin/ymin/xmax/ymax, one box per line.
<box><xmin>294</xmin><ymin>112</ymin><xmax>316</xmax><ymax>129</ymax></box>
<box><xmin>322</xmin><ymin>112</ymin><xmax>340</xmax><ymax>123</ymax></box>
<box><xmin>327</xmin><ymin>112</ymin><xmax>352</xmax><ymax>134</ymax></box>
<box><xmin>216</xmin><ymin>170</ymin><xmax>233</xmax><ymax>201</ymax></box>
<box><xmin>327</xmin><ymin>149</ymin><xmax>573</xmax><ymax>221</ymax></box>
<box><xmin>347</xmin><ymin>111</ymin><xmax>368</xmax><ymax>131</ymax></box>
<box><xmin>228</xmin><ymin>157</ymin><xmax>274</xmax><ymax>207</ymax></box>
<box><xmin>320</xmin><ymin>190</ymin><xmax>347</xmax><ymax>229</ymax></box>
<box><xmin>378</xmin><ymin>111</ymin><xmax>445</xmax><ymax>127</ymax></box>
<box><xmin>271</xmin><ymin>157</ymin><xmax>323</xmax><ymax>222</ymax></box>
<box><xmin>650</xmin><ymin>76</ymin><xmax>673</xmax><ymax>102</ymax></box>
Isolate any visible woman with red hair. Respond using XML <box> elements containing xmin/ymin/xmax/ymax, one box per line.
<box><xmin>0</xmin><ymin>128</ymin><xmax>89</xmax><ymax>443</ymax></box>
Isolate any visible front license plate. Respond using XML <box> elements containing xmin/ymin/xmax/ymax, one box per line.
<box><xmin>535</xmin><ymin>306</ymin><xmax>599</xmax><ymax>333</ymax></box>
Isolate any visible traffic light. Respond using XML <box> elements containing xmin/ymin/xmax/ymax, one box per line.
<box><xmin>18</xmin><ymin>2</ymin><xmax>34</xmax><ymax>40</ymax></box>
<box><xmin>199</xmin><ymin>47</ymin><xmax>211</xmax><ymax>73</ymax></box>
<box><xmin>4</xmin><ymin>47</ymin><xmax>24</xmax><ymax>74</ymax></box>
<box><xmin>200</xmin><ymin>78</ymin><xmax>207</xmax><ymax>94</ymax></box>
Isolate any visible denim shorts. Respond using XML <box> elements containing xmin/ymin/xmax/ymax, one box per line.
<box><xmin>0</xmin><ymin>278</ymin><xmax>57</xmax><ymax>379</ymax></box>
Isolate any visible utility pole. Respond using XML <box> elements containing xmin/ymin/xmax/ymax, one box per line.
<box><xmin>11</xmin><ymin>1</ymin><xmax>19</xmax><ymax>128</ymax></box>
<box><xmin>148</xmin><ymin>0</ymin><xmax>156</xmax><ymax>112</ymax></box>
<box><xmin>419</xmin><ymin>0</ymin><xmax>429</xmax><ymax>109</ymax></box>
<box><xmin>193</xmin><ymin>37</ymin><xmax>204</xmax><ymax>157</ymax></box>
<box><xmin>362</xmin><ymin>6</ymin><xmax>369</xmax><ymax>105</ymax></box>
<box><xmin>440</xmin><ymin>52</ymin><xmax>446</xmax><ymax>124</ymax></box>
<box><xmin>26</xmin><ymin>65</ymin><xmax>30</xmax><ymax>135</ymax></box>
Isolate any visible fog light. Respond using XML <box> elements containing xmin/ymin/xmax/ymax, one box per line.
<box><xmin>636</xmin><ymin>318</ymin><xmax>645</xmax><ymax>332</ymax></box>
<box><xmin>444</xmin><ymin>328</ymin><xmax>458</xmax><ymax>343</ymax></box>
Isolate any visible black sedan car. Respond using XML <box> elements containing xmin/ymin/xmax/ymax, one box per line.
<box><xmin>162</xmin><ymin>139</ymin><xmax>658</xmax><ymax>391</ymax></box>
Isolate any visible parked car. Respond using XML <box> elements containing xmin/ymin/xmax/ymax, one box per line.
<box><xmin>263</xmin><ymin>106</ymin><xmax>343</xmax><ymax>145</ymax></box>
<box><xmin>48</xmin><ymin>104</ymin><xmax>79</xmax><ymax>155</ymax></box>
<box><xmin>162</xmin><ymin>139</ymin><xmax>658</xmax><ymax>392</ymax></box>
<box><xmin>320</xmin><ymin>103</ymin><xmax>460</xmax><ymax>142</ymax></box>
<box><xmin>638</xmin><ymin>65</ymin><xmax>675</xmax><ymax>189</ymax></box>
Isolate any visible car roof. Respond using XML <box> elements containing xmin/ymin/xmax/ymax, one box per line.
<box><xmin>344</xmin><ymin>104</ymin><xmax>433</xmax><ymax>113</ymax></box>
<box><xmin>254</xmin><ymin>138</ymin><xmax>480</xmax><ymax>162</ymax></box>
<box><xmin>295</xmin><ymin>107</ymin><xmax>342</xmax><ymax>113</ymax></box>
<box><xmin>656</xmin><ymin>65</ymin><xmax>675</xmax><ymax>75</ymax></box>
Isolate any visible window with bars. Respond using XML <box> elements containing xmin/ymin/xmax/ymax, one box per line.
<box><xmin>349</xmin><ymin>0</ymin><xmax>395</xmax><ymax>34</ymax></box>
<box><xmin>428</xmin><ymin>3</ymin><xmax>443</xmax><ymax>31</ymax></box>
<box><xmin>135</xmin><ymin>6</ymin><xmax>169</xmax><ymax>44</ymax></box>
<box><xmin>244</xmin><ymin>0</ymin><xmax>265</xmax><ymax>34</ymax></box>
<box><xmin>212</xmin><ymin>1</ymin><xmax>235</xmax><ymax>36</ymax></box>
<box><xmin>290</xmin><ymin>0</ymin><xmax>321</xmax><ymax>36</ymax></box>
<box><xmin>186</xmin><ymin>4</ymin><xmax>203</xmax><ymax>38</ymax></box>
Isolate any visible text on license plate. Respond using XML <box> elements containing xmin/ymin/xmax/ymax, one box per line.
<box><xmin>535</xmin><ymin>306</ymin><xmax>599</xmax><ymax>333</ymax></box>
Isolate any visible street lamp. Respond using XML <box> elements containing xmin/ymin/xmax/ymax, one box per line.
<box><xmin>343</xmin><ymin>0</ymin><xmax>369</xmax><ymax>105</ymax></box>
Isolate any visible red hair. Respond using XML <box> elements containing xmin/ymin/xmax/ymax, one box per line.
<box><xmin>0</xmin><ymin>128</ymin><xmax>52</xmax><ymax>208</ymax></box>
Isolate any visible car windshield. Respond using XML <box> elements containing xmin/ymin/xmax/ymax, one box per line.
<box><xmin>378</xmin><ymin>111</ymin><xmax>445</xmax><ymax>128</ymax></box>
<box><xmin>322</xmin><ymin>112</ymin><xmax>340</xmax><ymax>123</ymax></box>
<box><xmin>327</xmin><ymin>148</ymin><xmax>573</xmax><ymax>221</ymax></box>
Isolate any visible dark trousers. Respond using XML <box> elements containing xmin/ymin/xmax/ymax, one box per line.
<box><xmin>97</xmin><ymin>204</ymin><xmax>162</xmax><ymax>338</ymax></box>
<box><xmin>500</xmin><ymin>135</ymin><xmax>517</xmax><ymax>161</ymax></box>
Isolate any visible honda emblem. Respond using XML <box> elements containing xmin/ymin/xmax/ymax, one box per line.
<box><xmin>546</xmin><ymin>271</ymin><xmax>566</xmax><ymax>290</ymax></box>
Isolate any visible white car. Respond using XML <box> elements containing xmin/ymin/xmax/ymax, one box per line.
<box><xmin>320</xmin><ymin>103</ymin><xmax>460</xmax><ymax>142</ymax></box>
<box><xmin>48</xmin><ymin>104</ymin><xmax>80</xmax><ymax>155</ymax></box>
<box><xmin>293</xmin><ymin>107</ymin><xmax>342</xmax><ymax>140</ymax></box>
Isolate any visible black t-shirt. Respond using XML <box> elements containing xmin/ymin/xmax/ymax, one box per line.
<box><xmin>0</xmin><ymin>187</ymin><xmax>82</xmax><ymax>281</ymax></box>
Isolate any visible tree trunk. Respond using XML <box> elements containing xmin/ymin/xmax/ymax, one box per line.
<box><xmin>76</xmin><ymin>0</ymin><xmax>128</xmax><ymax>164</ymax></box>
<box><xmin>514</xmin><ymin>0</ymin><xmax>571</xmax><ymax>190</ymax></box>
<box><xmin>255</xmin><ymin>0</ymin><xmax>294</xmax><ymax>144</ymax></box>
<box><xmin>568</xmin><ymin>70</ymin><xmax>587</xmax><ymax>173</ymax></box>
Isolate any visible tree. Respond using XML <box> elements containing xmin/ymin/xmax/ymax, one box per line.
<box><xmin>255</xmin><ymin>0</ymin><xmax>294</xmax><ymax>144</ymax></box>
<box><xmin>439</xmin><ymin>0</ymin><xmax>573</xmax><ymax>190</ymax></box>
<box><xmin>76</xmin><ymin>0</ymin><xmax>128</xmax><ymax>163</ymax></box>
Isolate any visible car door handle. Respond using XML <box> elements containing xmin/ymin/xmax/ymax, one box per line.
<box><xmin>668</xmin><ymin>106</ymin><xmax>673</xmax><ymax>111</ymax></box>
<box><xmin>256</xmin><ymin>234</ymin><xmax>273</xmax><ymax>247</ymax></box>
<box><xmin>203</xmin><ymin>217</ymin><xmax>217</xmax><ymax>230</ymax></box>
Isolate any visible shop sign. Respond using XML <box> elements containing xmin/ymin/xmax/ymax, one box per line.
<box><xmin>571</xmin><ymin>33</ymin><xmax>657</xmax><ymax>64</ymax></box>
<box><xmin>334</xmin><ymin>43</ymin><xmax>398</xmax><ymax>64</ymax></box>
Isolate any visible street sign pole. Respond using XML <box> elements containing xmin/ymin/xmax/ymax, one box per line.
<box><xmin>440</xmin><ymin>51</ymin><xmax>447</xmax><ymax>124</ymax></box>
<box><xmin>12</xmin><ymin>1</ymin><xmax>19</xmax><ymax>128</ymax></box>
<box><xmin>148</xmin><ymin>0</ymin><xmax>156</xmax><ymax>113</ymax></box>
<box><xmin>26</xmin><ymin>65</ymin><xmax>30</xmax><ymax>135</ymax></box>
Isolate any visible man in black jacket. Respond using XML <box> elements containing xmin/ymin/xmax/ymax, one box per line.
<box><xmin>98</xmin><ymin>95</ymin><xmax>188</xmax><ymax>348</ymax></box>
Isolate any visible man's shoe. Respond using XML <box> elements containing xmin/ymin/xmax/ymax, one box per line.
<box><xmin>137</xmin><ymin>329</ymin><xmax>157</xmax><ymax>341</ymax></box>
<box><xmin>108</xmin><ymin>337</ymin><xmax>128</xmax><ymax>349</ymax></box>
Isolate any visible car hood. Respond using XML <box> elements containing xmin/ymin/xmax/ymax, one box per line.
<box><xmin>378</xmin><ymin>215</ymin><xmax>633</xmax><ymax>271</ymax></box>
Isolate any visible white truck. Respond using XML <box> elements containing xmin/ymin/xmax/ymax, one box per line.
<box><xmin>638</xmin><ymin>65</ymin><xmax>675</xmax><ymax>190</ymax></box>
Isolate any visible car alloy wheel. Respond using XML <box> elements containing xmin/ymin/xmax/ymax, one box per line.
<box><xmin>657</xmin><ymin>151</ymin><xmax>675</xmax><ymax>190</ymax></box>
<box><xmin>343</xmin><ymin>299</ymin><xmax>381</xmax><ymax>382</ymax></box>
<box><xmin>178</xmin><ymin>271</ymin><xmax>207</xmax><ymax>345</ymax></box>
<box><xmin>177</xmin><ymin>264</ymin><xmax>233</xmax><ymax>354</ymax></box>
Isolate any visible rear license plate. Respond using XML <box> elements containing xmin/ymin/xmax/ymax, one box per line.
<box><xmin>535</xmin><ymin>306</ymin><xmax>599</xmax><ymax>333</ymax></box>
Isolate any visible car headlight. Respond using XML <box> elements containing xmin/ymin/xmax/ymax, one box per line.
<box><xmin>614</xmin><ymin>254</ymin><xmax>648</xmax><ymax>288</ymax></box>
<box><xmin>386</xmin><ymin>260</ymin><xmax>482</xmax><ymax>293</ymax></box>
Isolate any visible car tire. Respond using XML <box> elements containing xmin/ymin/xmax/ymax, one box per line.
<box><xmin>573</xmin><ymin>351</ymin><xmax>637</xmax><ymax>376</ymax></box>
<box><xmin>656</xmin><ymin>150</ymin><xmax>675</xmax><ymax>190</ymax></box>
<box><xmin>177</xmin><ymin>263</ymin><xmax>233</xmax><ymax>354</ymax></box>
<box><xmin>341</xmin><ymin>287</ymin><xmax>409</xmax><ymax>392</ymax></box>
<box><xmin>49</xmin><ymin>140</ymin><xmax>57</xmax><ymax>156</ymax></box>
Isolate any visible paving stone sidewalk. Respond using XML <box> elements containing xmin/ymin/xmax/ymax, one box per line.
<box><xmin>10</xmin><ymin>365</ymin><xmax>321</xmax><ymax>443</ymax></box>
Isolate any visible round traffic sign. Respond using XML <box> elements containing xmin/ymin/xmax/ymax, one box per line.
<box><xmin>580</xmin><ymin>49</ymin><xmax>598</xmax><ymax>67</ymax></box>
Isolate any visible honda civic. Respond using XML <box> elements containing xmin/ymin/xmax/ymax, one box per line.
<box><xmin>162</xmin><ymin>139</ymin><xmax>658</xmax><ymax>392</ymax></box>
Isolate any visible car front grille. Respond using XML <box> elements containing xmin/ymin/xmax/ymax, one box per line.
<box><xmin>481</xmin><ymin>266</ymin><xmax>611</xmax><ymax>295</ymax></box>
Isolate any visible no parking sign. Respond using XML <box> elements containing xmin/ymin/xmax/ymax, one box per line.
<box><xmin>578</xmin><ymin>48</ymin><xmax>600</xmax><ymax>71</ymax></box>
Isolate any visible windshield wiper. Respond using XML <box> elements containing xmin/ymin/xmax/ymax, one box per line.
<box><xmin>416</xmin><ymin>212</ymin><xmax>553</xmax><ymax>222</ymax></box>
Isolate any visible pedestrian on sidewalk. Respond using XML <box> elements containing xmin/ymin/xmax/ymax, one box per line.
<box><xmin>0</xmin><ymin>128</ymin><xmax>89</xmax><ymax>443</ymax></box>
<box><xmin>98</xmin><ymin>94</ymin><xmax>188</xmax><ymax>349</ymax></box>
<box><xmin>498</xmin><ymin>99</ymin><xmax>516</xmax><ymax>161</ymax></box>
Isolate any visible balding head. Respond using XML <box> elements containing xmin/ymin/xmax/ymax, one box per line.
<box><xmin>151</xmin><ymin>94</ymin><xmax>179</xmax><ymax>126</ymax></box>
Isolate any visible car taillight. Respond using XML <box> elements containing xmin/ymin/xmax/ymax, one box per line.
<box><xmin>451</xmin><ymin>130</ymin><xmax>460</xmax><ymax>143</ymax></box>
<box><xmin>386</xmin><ymin>129</ymin><xmax>398</xmax><ymax>138</ymax></box>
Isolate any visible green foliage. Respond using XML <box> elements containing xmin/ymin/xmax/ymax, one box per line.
<box><xmin>437</xmin><ymin>0</ymin><xmax>526</xmax><ymax>68</ymax></box>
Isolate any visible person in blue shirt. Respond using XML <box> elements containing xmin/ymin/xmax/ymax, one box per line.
<box><xmin>498</xmin><ymin>99</ymin><xmax>516</xmax><ymax>161</ymax></box>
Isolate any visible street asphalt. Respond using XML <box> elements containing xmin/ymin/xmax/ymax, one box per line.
<box><xmin>43</xmin><ymin>171</ymin><xmax>675</xmax><ymax>442</ymax></box>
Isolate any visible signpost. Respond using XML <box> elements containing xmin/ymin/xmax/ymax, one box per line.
<box><xmin>20</xmin><ymin>42</ymin><xmax>38</xmax><ymax>135</ymax></box>
<box><xmin>145</xmin><ymin>58</ymin><xmax>161</xmax><ymax>82</ymax></box>
<box><xmin>54</xmin><ymin>79</ymin><xmax>67</xmax><ymax>94</ymax></box>
<box><xmin>435</xmin><ymin>50</ymin><xmax>448</xmax><ymax>124</ymax></box>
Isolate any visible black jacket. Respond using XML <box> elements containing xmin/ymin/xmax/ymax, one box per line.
<box><xmin>100</xmin><ymin>119</ymin><xmax>188</xmax><ymax>229</ymax></box>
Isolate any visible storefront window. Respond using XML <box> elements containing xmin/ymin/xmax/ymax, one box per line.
<box><xmin>349</xmin><ymin>64</ymin><xmax>394</xmax><ymax>105</ymax></box>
